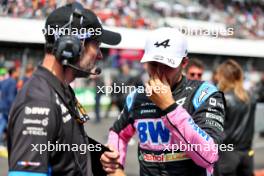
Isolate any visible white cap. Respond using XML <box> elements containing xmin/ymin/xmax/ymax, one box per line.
<box><xmin>140</xmin><ymin>27</ymin><xmax>188</xmax><ymax>68</ymax></box>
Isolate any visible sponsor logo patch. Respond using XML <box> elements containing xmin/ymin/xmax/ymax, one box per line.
<box><xmin>188</xmin><ymin>118</ymin><xmax>210</xmax><ymax>141</ymax></box>
<box><xmin>142</xmin><ymin>152</ymin><xmax>189</xmax><ymax>162</ymax></box>
<box><xmin>140</xmin><ymin>109</ymin><xmax>156</xmax><ymax>114</ymax></box>
<box><xmin>137</xmin><ymin>120</ymin><xmax>170</xmax><ymax>144</ymax></box>
<box><xmin>23</xmin><ymin>118</ymin><xmax>49</xmax><ymax>127</ymax></box>
<box><xmin>22</xmin><ymin>127</ymin><xmax>47</xmax><ymax>136</ymax></box>
<box><xmin>25</xmin><ymin>107</ymin><xmax>50</xmax><ymax>116</ymax></box>
<box><xmin>17</xmin><ymin>161</ymin><xmax>41</xmax><ymax>167</ymax></box>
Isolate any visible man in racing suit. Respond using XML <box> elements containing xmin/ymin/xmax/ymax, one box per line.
<box><xmin>101</xmin><ymin>27</ymin><xmax>225</xmax><ymax>176</ymax></box>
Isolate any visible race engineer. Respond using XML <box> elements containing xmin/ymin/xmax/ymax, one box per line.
<box><xmin>101</xmin><ymin>27</ymin><xmax>226</xmax><ymax>176</ymax></box>
<box><xmin>7</xmin><ymin>2</ymin><xmax>121</xmax><ymax>176</ymax></box>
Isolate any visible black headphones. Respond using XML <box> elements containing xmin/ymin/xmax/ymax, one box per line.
<box><xmin>52</xmin><ymin>3</ymin><xmax>84</xmax><ymax>65</ymax></box>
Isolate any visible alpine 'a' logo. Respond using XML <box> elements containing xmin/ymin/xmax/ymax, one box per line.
<box><xmin>154</xmin><ymin>39</ymin><xmax>170</xmax><ymax>48</ymax></box>
<box><xmin>198</xmin><ymin>88</ymin><xmax>208</xmax><ymax>103</ymax></box>
<box><xmin>176</xmin><ymin>97</ymin><xmax>186</xmax><ymax>106</ymax></box>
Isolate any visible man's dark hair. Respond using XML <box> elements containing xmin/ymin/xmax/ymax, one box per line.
<box><xmin>186</xmin><ymin>58</ymin><xmax>205</xmax><ymax>72</ymax></box>
<box><xmin>44</xmin><ymin>34</ymin><xmax>55</xmax><ymax>54</ymax></box>
<box><xmin>8</xmin><ymin>67</ymin><xmax>17</xmax><ymax>76</ymax></box>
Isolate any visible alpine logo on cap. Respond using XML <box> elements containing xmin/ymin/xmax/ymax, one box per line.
<box><xmin>154</xmin><ymin>39</ymin><xmax>170</xmax><ymax>48</ymax></box>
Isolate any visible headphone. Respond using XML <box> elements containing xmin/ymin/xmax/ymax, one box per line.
<box><xmin>52</xmin><ymin>3</ymin><xmax>84</xmax><ymax>65</ymax></box>
<box><xmin>51</xmin><ymin>3</ymin><xmax>102</xmax><ymax>77</ymax></box>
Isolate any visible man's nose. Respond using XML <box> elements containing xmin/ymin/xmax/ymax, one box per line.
<box><xmin>96</xmin><ymin>49</ymin><xmax>103</xmax><ymax>60</ymax></box>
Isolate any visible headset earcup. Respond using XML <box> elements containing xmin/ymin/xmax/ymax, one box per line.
<box><xmin>53</xmin><ymin>36</ymin><xmax>82</xmax><ymax>64</ymax></box>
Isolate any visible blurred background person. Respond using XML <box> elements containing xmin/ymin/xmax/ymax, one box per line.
<box><xmin>112</xmin><ymin>61</ymin><xmax>134</xmax><ymax>112</ymax></box>
<box><xmin>0</xmin><ymin>68</ymin><xmax>7</xmax><ymax>81</ymax></box>
<box><xmin>0</xmin><ymin>67</ymin><xmax>19</xmax><ymax>158</ymax></box>
<box><xmin>104</xmin><ymin>61</ymin><xmax>137</xmax><ymax>118</ymax></box>
<box><xmin>22</xmin><ymin>63</ymin><xmax>35</xmax><ymax>83</ymax></box>
<box><xmin>17</xmin><ymin>63</ymin><xmax>35</xmax><ymax>90</ymax></box>
<box><xmin>92</xmin><ymin>73</ymin><xmax>105</xmax><ymax>123</ymax></box>
<box><xmin>185</xmin><ymin>58</ymin><xmax>204</xmax><ymax>81</ymax></box>
<box><xmin>215</xmin><ymin>59</ymin><xmax>257</xmax><ymax>176</ymax></box>
<box><xmin>211</xmin><ymin>68</ymin><xmax>219</xmax><ymax>85</ymax></box>
<box><xmin>253</xmin><ymin>72</ymin><xmax>264</xmax><ymax>138</ymax></box>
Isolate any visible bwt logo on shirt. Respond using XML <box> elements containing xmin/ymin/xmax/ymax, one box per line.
<box><xmin>25</xmin><ymin>106</ymin><xmax>50</xmax><ymax>116</ymax></box>
<box><xmin>137</xmin><ymin>120</ymin><xmax>170</xmax><ymax>144</ymax></box>
<box><xmin>188</xmin><ymin>118</ymin><xmax>210</xmax><ymax>141</ymax></box>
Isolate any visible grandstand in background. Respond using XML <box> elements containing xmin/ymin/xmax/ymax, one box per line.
<box><xmin>0</xmin><ymin>0</ymin><xmax>264</xmax><ymax>90</ymax></box>
<box><xmin>1</xmin><ymin>0</ymin><xmax>264</xmax><ymax>39</ymax></box>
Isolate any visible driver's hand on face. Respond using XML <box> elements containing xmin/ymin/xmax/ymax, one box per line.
<box><xmin>100</xmin><ymin>145</ymin><xmax>125</xmax><ymax>175</ymax></box>
<box><xmin>145</xmin><ymin>74</ymin><xmax>175</xmax><ymax>110</ymax></box>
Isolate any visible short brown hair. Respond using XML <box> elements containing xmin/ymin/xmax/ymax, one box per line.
<box><xmin>186</xmin><ymin>59</ymin><xmax>204</xmax><ymax>72</ymax></box>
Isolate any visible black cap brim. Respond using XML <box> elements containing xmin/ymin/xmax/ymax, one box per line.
<box><xmin>98</xmin><ymin>29</ymin><xmax>121</xmax><ymax>45</ymax></box>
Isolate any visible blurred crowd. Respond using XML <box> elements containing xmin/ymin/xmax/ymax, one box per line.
<box><xmin>0</xmin><ymin>0</ymin><xmax>56</xmax><ymax>19</ymax></box>
<box><xmin>0</xmin><ymin>64</ymin><xmax>34</xmax><ymax>157</ymax></box>
<box><xmin>0</xmin><ymin>0</ymin><xmax>153</xmax><ymax>28</ymax></box>
<box><xmin>200</xmin><ymin>0</ymin><xmax>264</xmax><ymax>39</ymax></box>
<box><xmin>1</xmin><ymin>0</ymin><xmax>264</xmax><ymax>39</ymax></box>
<box><xmin>151</xmin><ymin>0</ymin><xmax>264</xmax><ymax>39</ymax></box>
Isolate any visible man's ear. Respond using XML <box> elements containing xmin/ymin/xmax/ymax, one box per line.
<box><xmin>181</xmin><ymin>57</ymin><xmax>189</xmax><ymax>69</ymax></box>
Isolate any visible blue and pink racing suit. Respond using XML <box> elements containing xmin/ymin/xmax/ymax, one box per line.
<box><xmin>108</xmin><ymin>76</ymin><xmax>225</xmax><ymax>176</ymax></box>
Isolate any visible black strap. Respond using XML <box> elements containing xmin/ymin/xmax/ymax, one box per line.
<box><xmin>36</xmin><ymin>72</ymin><xmax>79</xmax><ymax>119</ymax></box>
